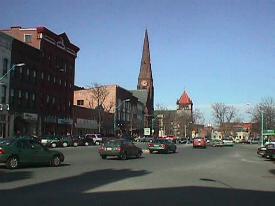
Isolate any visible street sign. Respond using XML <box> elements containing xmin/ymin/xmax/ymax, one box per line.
<box><xmin>263</xmin><ymin>130</ymin><xmax>275</xmax><ymax>136</ymax></box>
<box><xmin>144</xmin><ymin>128</ymin><xmax>151</xmax><ymax>136</ymax></box>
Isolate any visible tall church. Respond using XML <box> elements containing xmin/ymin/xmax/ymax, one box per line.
<box><xmin>136</xmin><ymin>30</ymin><xmax>154</xmax><ymax>129</ymax></box>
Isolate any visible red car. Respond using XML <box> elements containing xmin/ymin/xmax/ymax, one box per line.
<box><xmin>193</xmin><ymin>137</ymin><xmax>207</xmax><ymax>148</ymax></box>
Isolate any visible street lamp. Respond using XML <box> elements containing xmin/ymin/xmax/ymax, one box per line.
<box><xmin>261</xmin><ymin>111</ymin><xmax>264</xmax><ymax>147</ymax></box>
<box><xmin>113</xmin><ymin>98</ymin><xmax>130</xmax><ymax>136</ymax></box>
<box><xmin>0</xmin><ymin>63</ymin><xmax>25</xmax><ymax>82</ymax></box>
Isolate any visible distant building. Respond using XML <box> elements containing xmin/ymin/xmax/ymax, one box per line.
<box><xmin>154</xmin><ymin>91</ymin><xmax>195</xmax><ymax>138</ymax></box>
<box><xmin>74</xmin><ymin>85</ymin><xmax>144</xmax><ymax>136</ymax></box>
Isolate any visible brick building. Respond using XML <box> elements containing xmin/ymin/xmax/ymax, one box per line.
<box><xmin>0</xmin><ymin>32</ymin><xmax>13</xmax><ymax>137</ymax></box>
<box><xmin>74</xmin><ymin>85</ymin><xmax>144</xmax><ymax>136</ymax></box>
<box><xmin>2</xmin><ymin>26</ymin><xmax>79</xmax><ymax>136</ymax></box>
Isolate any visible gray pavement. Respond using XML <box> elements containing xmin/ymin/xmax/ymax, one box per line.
<box><xmin>0</xmin><ymin>143</ymin><xmax>275</xmax><ymax>205</ymax></box>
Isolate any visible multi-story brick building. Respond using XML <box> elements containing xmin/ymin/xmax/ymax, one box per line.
<box><xmin>74</xmin><ymin>85</ymin><xmax>144</xmax><ymax>136</ymax></box>
<box><xmin>2</xmin><ymin>26</ymin><xmax>79</xmax><ymax>136</ymax></box>
<box><xmin>0</xmin><ymin>32</ymin><xmax>13</xmax><ymax>137</ymax></box>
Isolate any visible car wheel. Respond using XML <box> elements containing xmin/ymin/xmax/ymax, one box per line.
<box><xmin>101</xmin><ymin>155</ymin><xmax>107</xmax><ymax>159</ymax></box>
<box><xmin>120</xmin><ymin>152</ymin><xmax>127</xmax><ymax>160</ymax></box>
<box><xmin>73</xmin><ymin>142</ymin><xmax>78</xmax><ymax>147</ymax></box>
<box><xmin>172</xmin><ymin>149</ymin><xmax>176</xmax><ymax>153</ymax></box>
<box><xmin>149</xmin><ymin>150</ymin><xmax>153</xmax><ymax>154</ymax></box>
<box><xmin>51</xmin><ymin>143</ymin><xmax>57</xmax><ymax>148</ymax></box>
<box><xmin>63</xmin><ymin>142</ymin><xmax>68</xmax><ymax>147</ymax></box>
<box><xmin>84</xmin><ymin>142</ymin><xmax>89</xmax><ymax>146</ymax></box>
<box><xmin>6</xmin><ymin>156</ymin><xmax>19</xmax><ymax>169</ymax></box>
<box><xmin>51</xmin><ymin>155</ymin><xmax>61</xmax><ymax>167</ymax></box>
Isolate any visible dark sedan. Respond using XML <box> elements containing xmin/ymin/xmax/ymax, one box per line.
<box><xmin>265</xmin><ymin>144</ymin><xmax>275</xmax><ymax>160</ymax></box>
<box><xmin>0</xmin><ymin>137</ymin><xmax>64</xmax><ymax>169</ymax></box>
<box><xmin>148</xmin><ymin>139</ymin><xmax>177</xmax><ymax>154</ymax></box>
<box><xmin>98</xmin><ymin>139</ymin><xmax>142</xmax><ymax>160</ymax></box>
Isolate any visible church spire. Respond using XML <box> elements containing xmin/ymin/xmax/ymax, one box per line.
<box><xmin>138</xmin><ymin>29</ymin><xmax>153</xmax><ymax>84</ymax></box>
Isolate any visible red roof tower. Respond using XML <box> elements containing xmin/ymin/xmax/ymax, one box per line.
<box><xmin>177</xmin><ymin>91</ymin><xmax>193</xmax><ymax>111</ymax></box>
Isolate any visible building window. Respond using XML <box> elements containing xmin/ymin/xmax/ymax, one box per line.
<box><xmin>33</xmin><ymin>70</ymin><xmax>36</xmax><ymax>78</ymax></box>
<box><xmin>24</xmin><ymin>34</ymin><xmax>32</xmax><ymax>43</ymax></box>
<box><xmin>47</xmin><ymin>74</ymin><xmax>51</xmax><ymax>81</ymax></box>
<box><xmin>46</xmin><ymin>95</ymin><xmax>50</xmax><ymax>103</ymax></box>
<box><xmin>1</xmin><ymin>85</ymin><xmax>6</xmax><ymax>103</ymax></box>
<box><xmin>25</xmin><ymin>91</ymin><xmax>29</xmax><ymax>100</ymax></box>
<box><xmin>52</xmin><ymin>97</ymin><xmax>55</xmax><ymax>104</ymax></box>
<box><xmin>59</xmin><ymin>79</ymin><xmax>62</xmax><ymax>85</ymax></box>
<box><xmin>77</xmin><ymin>100</ymin><xmax>84</xmax><ymax>106</ymax></box>
<box><xmin>18</xmin><ymin>90</ymin><xmax>22</xmax><ymax>98</ymax></box>
<box><xmin>53</xmin><ymin>77</ymin><xmax>56</xmax><ymax>83</ymax></box>
<box><xmin>2</xmin><ymin>58</ymin><xmax>8</xmax><ymax>75</ymax></box>
<box><xmin>41</xmin><ymin>72</ymin><xmax>44</xmax><ymax>80</ymax></box>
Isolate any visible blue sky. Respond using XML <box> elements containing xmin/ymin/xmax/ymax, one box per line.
<box><xmin>1</xmin><ymin>0</ymin><xmax>275</xmax><ymax>123</ymax></box>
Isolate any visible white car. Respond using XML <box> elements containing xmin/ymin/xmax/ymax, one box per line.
<box><xmin>85</xmin><ymin>134</ymin><xmax>103</xmax><ymax>145</ymax></box>
<box><xmin>222</xmin><ymin>137</ymin><xmax>234</xmax><ymax>146</ymax></box>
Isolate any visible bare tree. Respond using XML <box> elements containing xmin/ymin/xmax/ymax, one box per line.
<box><xmin>86</xmin><ymin>83</ymin><xmax>110</xmax><ymax>133</ymax></box>
<box><xmin>155</xmin><ymin>104</ymin><xmax>168</xmax><ymax>111</ymax></box>
<box><xmin>212</xmin><ymin>103</ymin><xmax>238</xmax><ymax>126</ymax></box>
<box><xmin>211</xmin><ymin>103</ymin><xmax>227</xmax><ymax>126</ymax></box>
<box><xmin>225</xmin><ymin>106</ymin><xmax>238</xmax><ymax>123</ymax></box>
<box><xmin>193</xmin><ymin>108</ymin><xmax>205</xmax><ymax>125</ymax></box>
<box><xmin>250</xmin><ymin>97</ymin><xmax>275</xmax><ymax>131</ymax></box>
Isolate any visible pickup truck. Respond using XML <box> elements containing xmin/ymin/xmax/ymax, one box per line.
<box><xmin>85</xmin><ymin>134</ymin><xmax>103</xmax><ymax>145</ymax></box>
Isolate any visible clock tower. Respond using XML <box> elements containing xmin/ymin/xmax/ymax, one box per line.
<box><xmin>137</xmin><ymin>29</ymin><xmax>154</xmax><ymax>129</ymax></box>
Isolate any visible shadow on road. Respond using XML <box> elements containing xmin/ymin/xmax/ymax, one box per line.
<box><xmin>0</xmin><ymin>170</ymin><xmax>33</xmax><ymax>183</ymax></box>
<box><xmin>269</xmin><ymin>169</ymin><xmax>275</xmax><ymax>175</ymax></box>
<box><xmin>1</xmin><ymin>168</ymin><xmax>274</xmax><ymax>206</ymax></box>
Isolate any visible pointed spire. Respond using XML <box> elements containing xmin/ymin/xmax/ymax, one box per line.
<box><xmin>138</xmin><ymin>29</ymin><xmax>152</xmax><ymax>80</ymax></box>
<box><xmin>178</xmin><ymin>91</ymin><xmax>193</xmax><ymax>106</ymax></box>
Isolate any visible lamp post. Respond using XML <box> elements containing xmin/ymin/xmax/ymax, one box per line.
<box><xmin>0</xmin><ymin>63</ymin><xmax>25</xmax><ymax>138</ymax></box>
<box><xmin>113</xmin><ymin>99</ymin><xmax>130</xmax><ymax>136</ymax></box>
<box><xmin>0</xmin><ymin>63</ymin><xmax>25</xmax><ymax>82</ymax></box>
<box><xmin>261</xmin><ymin>111</ymin><xmax>264</xmax><ymax>147</ymax></box>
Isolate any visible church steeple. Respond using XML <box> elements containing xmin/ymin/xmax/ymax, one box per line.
<box><xmin>137</xmin><ymin>29</ymin><xmax>154</xmax><ymax>130</ymax></box>
<box><xmin>138</xmin><ymin>29</ymin><xmax>153</xmax><ymax>89</ymax></box>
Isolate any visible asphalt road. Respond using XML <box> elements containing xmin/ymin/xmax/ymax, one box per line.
<box><xmin>0</xmin><ymin>143</ymin><xmax>275</xmax><ymax>206</ymax></box>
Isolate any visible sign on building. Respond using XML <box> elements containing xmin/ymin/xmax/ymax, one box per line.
<box><xmin>144</xmin><ymin>128</ymin><xmax>151</xmax><ymax>136</ymax></box>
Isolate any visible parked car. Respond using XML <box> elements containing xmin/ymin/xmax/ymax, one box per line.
<box><xmin>178</xmin><ymin>137</ymin><xmax>187</xmax><ymax>144</ymax></box>
<box><xmin>265</xmin><ymin>143</ymin><xmax>275</xmax><ymax>160</ymax></box>
<box><xmin>257</xmin><ymin>146</ymin><xmax>267</xmax><ymax>157</ymax></box>
<box><xmin>193</xmin><ymin>137</ymin><xmax>207</xmax><ymax>148</ymax></box>
<box><xmin>41</xmin><ymin>135</ymin><xmax>63</xmax><ymax>148</ymax></box>
<box><xmin>148</xmin><ymin>139</ymin><xmax>177</xmax><ymax>154</ymax></box>
<box><xmin>98</xmin><ymin>139</ymin><xmax>142</xmax><ymax>160</ymax></box>
<box><xmin>250</xmin><ymin>138</ymin><xmax>260</xmax><ymax>144</ymax></box>
<box><xmin>209</xmin><ymin>139</ymin><xmax>223</xmax><ymax>147</ymax></box>
<box><xmin>61</xmin><ymin>135</ymin><xmax>81</xmax><ymax>147</ymax></box>
<box><xmin>0</xmin><ymin>137</ymin><xmax>64</xmax><ymax>169</ymax></box>
<box><xmin>222</xmin><ymin>137</ymin><xmax>234</xmax><ymax>146</ymax></box>
<box><xmin>85</xmin><ymin>134</ymin><xmax>103</xmax><ymax>145</ymax></box>
<box><xmin>140</xmin><ymin>136</ymin><xmax>154</xmax><ymax>143</ymax></box>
